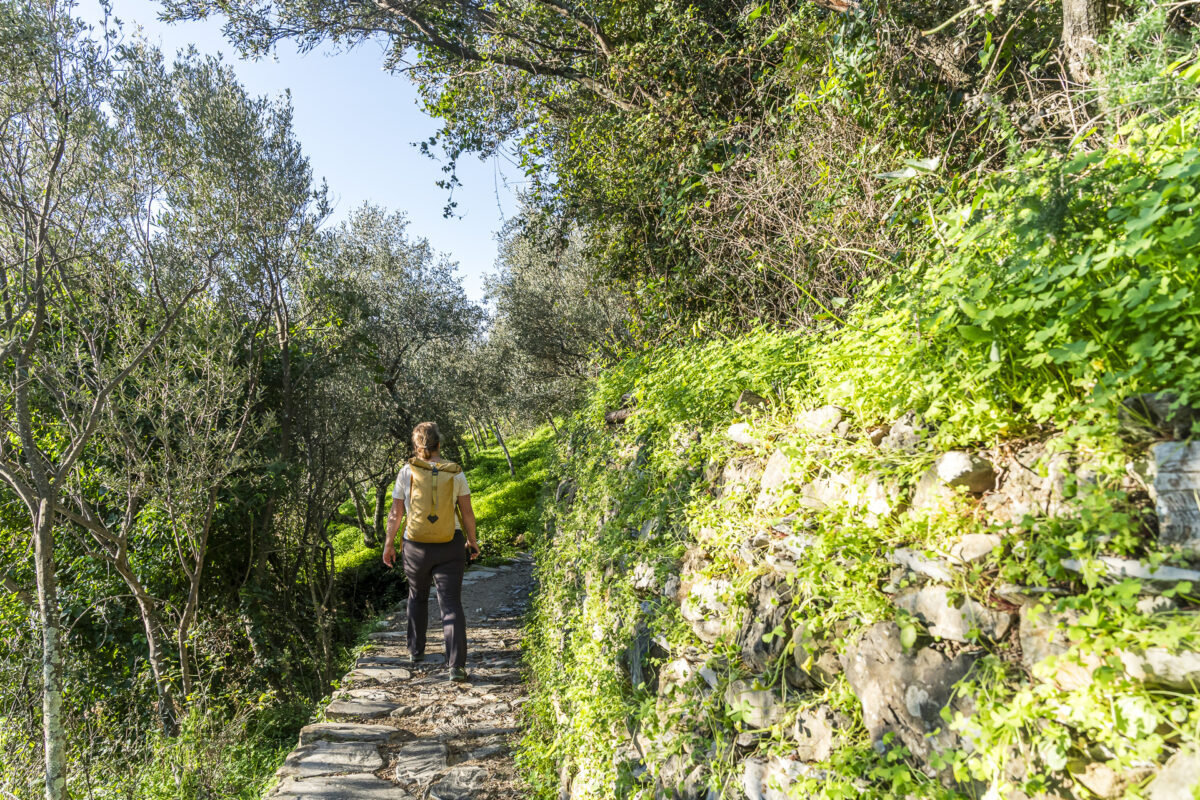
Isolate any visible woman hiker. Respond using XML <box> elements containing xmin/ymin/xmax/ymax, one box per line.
<box><xmin>382</xmin><ymin>422</ymin><xmax>481</xmax><ymax>682</ymax></box>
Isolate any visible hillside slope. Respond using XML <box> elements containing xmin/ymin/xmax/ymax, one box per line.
<box><xmin>516</xmin><ymin>103</ymin><xmax>1200</xmax><ymax>800</ymax></box>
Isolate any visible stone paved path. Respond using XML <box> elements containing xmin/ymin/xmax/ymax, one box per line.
<box><xmin>269</xmin><ymin>554</ymin><xmax>536</xmax><ymax>799</ymax></box>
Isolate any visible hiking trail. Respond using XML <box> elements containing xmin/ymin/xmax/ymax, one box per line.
<box><xmin>268</xmin><ymin>554</ymin><xmax>536</xmax><ymax>799</ymax></box>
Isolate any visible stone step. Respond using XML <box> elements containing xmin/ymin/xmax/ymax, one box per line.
<box><xmin>278</xmin><ymin>740</ymin><xmax>384</xmax><ymax>778</ymax></box>
<box><xmin>356</xmin><ymin>655</ymin><xmax>410</xmax><ymax>668</ymax></box>
<box><xmin>393</xmin><ymin>739</ymin><xmax>449</xmax><ymax>783</ymax></box>
<box><xmin>273</xmin><ymin>773</ymin><xmax>416</xmax><ymax>799</ymax></box>
<box><xmin>349</xmin><ymin>665</ymin><xmax>413</xmax><ymax>683</ymax></box>
<box><xmin>326</xmin><ymin>689</ymin><xmax>404</xmax><ymax>720</ymax></box>
<box><xmin>429</xmin><ymin>764</ymin><xmax>488</xmax><ymax>800</ymax></box>
<box><xmin>299</xmin><ymin>722</ymin><xmax>404</xmax><ymax>746</ymax></box>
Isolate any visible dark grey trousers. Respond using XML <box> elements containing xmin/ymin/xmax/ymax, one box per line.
<box><xmin>402</xmin><ymin>530</ymin><xmax>467</xmax><ymax>668</ymax></box>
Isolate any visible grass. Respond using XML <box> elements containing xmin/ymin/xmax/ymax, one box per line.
<box><xmin>464</xmin><ymin>426</ymin><xmax>557</xmax><ymax>565</ymax></box>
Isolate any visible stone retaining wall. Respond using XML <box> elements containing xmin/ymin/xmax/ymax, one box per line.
<box><xmin>629</xmin><ymin>402</ymin><xmax>1200</xmax><ymax>800</ymax></box>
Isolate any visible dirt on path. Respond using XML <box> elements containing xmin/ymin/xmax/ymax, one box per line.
<box><xmin>268</xmin><ymin>554</ymin><xmax>537</xmax><ymax>799</ymax></box>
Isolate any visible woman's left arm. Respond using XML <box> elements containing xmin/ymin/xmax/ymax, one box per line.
<box><xmin>458</xmin><ymin>495</ymin><xmax>480</xmax><ymax>560</ymax></box>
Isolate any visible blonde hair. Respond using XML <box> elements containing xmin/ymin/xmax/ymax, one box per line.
<box><xmin>412</xmin><ymin>422</ymin><xmax>441</xmax><ymax>460</ymax></box>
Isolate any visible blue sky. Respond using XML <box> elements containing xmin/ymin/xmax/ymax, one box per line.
<box><xmin>82</xmin><ymin>0</ymin><xmax>521</xmax><ymax>304</ymax></box>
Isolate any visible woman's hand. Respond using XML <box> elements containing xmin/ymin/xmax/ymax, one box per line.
<box><xmin>383</xmin><ymin>541</ymin><xmax>398</xmax><ymax>567</ymax></box>
<box><xmin>466</xmin><ymin>539</ymin><xmax>481</xmax><ymax>561</ymax></box>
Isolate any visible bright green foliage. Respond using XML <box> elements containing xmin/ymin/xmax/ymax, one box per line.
<box><xmin>465</xmin><ymin>428</ymin><xmax>556</xmax><ymax>564</ymax></box>
<box><xmin>589</xmin><ymin>332</ymin><xmax>808</xmax><ymax>430</ymax></box>
<box><xmin>117</xmin><ymin>701</ymin><xmax>309</xmax><ymax>799</ymax></box>
<box><xmin>814</xmin><ymin>102</ymin><xmax>1200</xmax><ymax>444</ymax></box>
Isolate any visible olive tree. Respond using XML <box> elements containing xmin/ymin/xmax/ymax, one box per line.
<box><xmin>481</xmin><ymin>209</ymin><xmax>630</xmax><ymax>425</ymax></box>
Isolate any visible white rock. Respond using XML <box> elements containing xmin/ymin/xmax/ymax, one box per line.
<box><xmin>894</xmin><ymin>585</ymin><xmax>1012</xmax><ymax>642</ymax></box>
<box><xmin>947</xmin><ymin>533</ymin><xmax>1002</xmax><ymax>564</ymax></box>
<box><xmin>718</xmin><ymin>457</ymin><xmax>764</xmax><ymax>498</ymax></box>
<box><xmin>764</xmin><ymin>533</ymin><xmax>816</xmax><ymax>576</ymax></box>
<box><xmin>726</xmin><ymin>422</ymin><xmax>760</xmax><ymax>447</ymax></box>
<box><xmin>742</xmin><ymin>757</ymin><xmax>817</xmax><ymax>800</ymax></box>
<box><xmin>631</xmin><ymin>562</ymin><xmax>656</xmax><ymax>591</ymax></box>
<box><xmin>880</xmin><ymin>411</ymin><xmax>928</xmax><ymax>452</ymax></box>
<box><xmin>935</xmin><ymin>451</ymin><xmax>997</xmax><ymax>493</ymax></box>
<box><xmin>796</xmin><ymin>405</ymin><xmax>846</xmax><ymax>437</ymax></box>
<box><xmin>1151</xmin><ymin>441</ymin><xmax>1200</xmax><ymax>555</ymax></box>
<box><xmin>1070</xmin><ymin>761</ymin><xmax>1154</xmax><ymax>799</ymax></box>
<box><xmin>658</xmin><ymin>658</ymin><xmax>697</xmax><ymax>694</ymax></box>
<box><xmin>861</xmin><ymin>473</ymin><xmax>903</xmax><ymax>525</ymax></box>
<box><xmin>792</xmin><ymin>706</ymin><xmax>839</xmax><ymax>762</ymax></box>
<box><xmin>889</xmin><ymin>548</ymin><xmax>956</xmax><ymax>584</ymax></box>
<box><xmin>742</xmin><ymin>760</ymin><xmax>768</xmax><ymax>800</ymax></box>
<box><xmin>1136</xmin><ymin>595</ymin><xmax>1178</xmax><ymax>615</ymax></box>
<box><xmin>680</xmin><ymin>577</ymin><xmax>737</xmax><ymax>643</ymax></box>
<box><xmin>1061</xmin><ymin>556</ymin><xmax>1200</xmax><ymax>590</ymax></box>
<box><xmin>1120</xmin><ymin>647</ymin><xmax>1200</xmax><ymax>692</ymax></box>
<box><xmin>724</xmin><ymin>680</ymin><xmax>785</xmax><ymax>728</ymax></box>
<box><xmin>756</xmin><ymin>449</ymin><xmax>801</xmax><ymax>511</ymax></box>
<box><xmin>1147</xmin><ymin>746</ymin><xmax>1200</xmax><ymax>800</ymax></box>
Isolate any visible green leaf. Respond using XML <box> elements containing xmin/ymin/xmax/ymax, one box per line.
<box><xmin>957</xmin><ymin>325</ymin><xmax>991</xmax><ymax>343</ymax></box>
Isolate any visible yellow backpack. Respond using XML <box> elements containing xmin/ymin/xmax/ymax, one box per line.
<box><xmin>404</xmin><ymin>458</ymin><xmax>462</xmax><ymax>543</ymax></box>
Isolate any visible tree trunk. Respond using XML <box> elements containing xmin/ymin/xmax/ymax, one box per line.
<box><xmin>347</xmin><ymin>480</ymin><xmax>375</xmax><ymax>547</ymax></box>
<box><xmin>240</xmin><ymin>291</ymin><xmax>293</xmax><ymax>674</ymax></box>
<box><xmin>177</xmin><ymin>494</ymin><xmax>216</xmax><ymax>702</ymax></box>
<box><xmin>304</xmin><ymin>532</ymin><xmax>337</xmax><ymax>685</ymax></box>
<box><xmin>546</xmin><ymin>414</ymin><xmax>560</xmax><ymax>437</ymax></box>
<box><xmin>467</xmin><ymin>417</ymin><xmax>484</xmax><ymax>449</ymax></box>
<box><xmin>118</xmin><ymin>558</ymin><xmax>179</xmax><ymax>736</ymax></box>
<box><xmin>240</xmin><ymin>514</ymin><xmax>275</xmax><ymax>675</ymax></box>
<box><xmin>491</xmin><ymin>421</ymin><xmax>515</xmax><ymax>476</ymax></box>
<box><xmin>17</xmin><ymin>357</ymin><xmax>69</xmax><ymax>800</ymax></box>
<box><xmin>1063</xmin><ymin>0</ymin><xmax>1107</xmax><ymax>82</ymax></box>
<box><xmin>373</xmin><ymin>475</ymin><xmax>391</xmax><ymax>544</ymax></box>
<box><xmin>32</xmin><ymin>502</ymin><xmax>68</xmax><ymax>800</ymax></box>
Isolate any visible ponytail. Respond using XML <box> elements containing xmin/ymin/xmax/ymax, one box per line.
<box><xmin>412</xmin><ymin>421</ymin><xmax>441</xmax><ymax>460</ymax></box>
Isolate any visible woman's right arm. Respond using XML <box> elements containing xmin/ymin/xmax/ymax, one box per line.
<box><xmin>382</xmin><ymin>497</ymin><xmax>405</xmax><ymax>567</ymax></box>
<box><xmin>458</xmin><ymin>495</ymin><xmax>480</xmax><ymax>561</ymax></box>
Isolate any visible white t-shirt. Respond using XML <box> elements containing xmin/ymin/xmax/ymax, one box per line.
<box><xmin>393</xmin><ymin>462</ymin><xmax>470</xmax><ymax>536</ymax></box>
